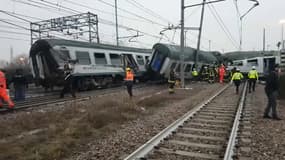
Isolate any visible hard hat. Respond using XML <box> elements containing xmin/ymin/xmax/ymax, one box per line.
<box><xmin>236</xmin><ymin>68</ymin><xmax>240</xmax><ymax>71</ymax></box>
<box><xmin>126</xmin><ymin>67</ymin><xmax>131</xmax><ymax>71</ymax></box>
<box><xmin>252</xmin><ymin>66</ymin><xmax>256</xmax><ymax>69</ymax></box>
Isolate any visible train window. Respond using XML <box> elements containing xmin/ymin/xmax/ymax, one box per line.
<box><xmin>136</xmin><ymin>55</ymin><xmax>144</xmax><ymax>65</ymax></box>
<box><xmin>185</xmin><ymin>64</ymin><xmax>192</xmax><ymax>72</ymax></box>
<box><xmin>247</xmin><ymin>59</ymin><xmax>258</xmax><ymax>66</ymax></box>
<box><xmin>176</xmin><ymin>64</ymin><xmax>181</xmax><ymax>72</ymax></box>
<box><xmin>75</xmin><ymin>51</ymin><xmax>91</xmax><ymax>65</ymax></box>
<box><xmin>94</xmin><ymin>53</ymin><xmax>107</xmax><ymax>65</ymax></box>
<box><xmin>52</xmin><ymin>49</ymin><xmax>70</xmax><ymax>64</ymax></box>
<box><xmin>233</xmin><ymin>61</ymin><xmax>243</xmax><ymax>66</ymax></box>
<box><xmin>170</xmin><ymin>62</ymin><xmax>176</xmax><ymax>70</ymax></box>
<box><xmin>110</xmin><ymin>54</ymin><xmax>121</xmax><ymax>65</ymax></box>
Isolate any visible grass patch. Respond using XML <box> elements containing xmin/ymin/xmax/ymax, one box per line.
<box><xmin>0</xmin><ymin>89</ymin><xmax>190</xmax><ymax>160</ymax></box>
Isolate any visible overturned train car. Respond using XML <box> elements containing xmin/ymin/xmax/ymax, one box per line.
<box><xmin>148</xmin><ymin>43</ymin><xmax>221</xmax><ymax>80</ymax></box>
<box><xmin>29</xmin><ymin>39</ymin><xmax>151</xmax><ymax>90</ymax></box>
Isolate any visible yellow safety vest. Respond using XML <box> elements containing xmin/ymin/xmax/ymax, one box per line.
<box><xmin>248</xmin><ymin>70</ymin><xmax>258</xmax><ymax>79</ymax></box>
<box><xmin>231</xmin><ymin>72</ymin><xmax>243</xmax><ymax>81</ymax></box>
<box><xmin>192</xmin><ymin>70</ymin><xmax>198</xmax><ymax>76</ymax></box>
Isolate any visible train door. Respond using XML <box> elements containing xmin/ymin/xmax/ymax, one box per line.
<box><xmin>264</xmin><ymin>57</ymin><xmax>276</xmax><ymax>74</ymax></box>
<box><xmin>121</xmin><ymin>54</ymin><xmax>139</xmax><ymax>73</ymax></box>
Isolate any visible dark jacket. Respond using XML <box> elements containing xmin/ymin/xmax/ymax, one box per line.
<box><xmin>265</xmin><ymin>70</ymin><xmax>279</xmax><ymax>93</ymax></box>
<box><xmin>12</xmin><ymin>73</ymin><xmax>26</xmax><ymax>88</ymax></box>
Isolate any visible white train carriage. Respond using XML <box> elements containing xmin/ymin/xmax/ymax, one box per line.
<box><xmin>29</xmin><ymin>39</ymin><xmax>151</xmax><ymax>90</ymax></box>
<box><xmin>228</xmin><ymin>55</ymin><xmax>280</xmax><ymax>79</ymax></box>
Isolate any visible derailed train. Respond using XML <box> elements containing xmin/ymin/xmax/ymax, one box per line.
<box><xmin>29</xmin><ymin>39</ymin><xmax>221</xmax><ymax>90</ymax></box>
<box><xmin>29</xmin><ymin>39</ymin><xmax>151</xmax><ymax>90</ymax></box>
<box><xmin>148</xmin><ymin>43</ymin><xmax>222</xmax><ymax>80</ymax></box>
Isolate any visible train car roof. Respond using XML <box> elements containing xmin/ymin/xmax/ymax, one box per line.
<box><xmin>223</xmin><ymin>51</ymin><xmax>279</xmax><ymax>61</ymax></box>
<box><xmin>30</xmin><ymin>39</ymin><xmax>152</xmax><ymax>56</ymax></box>
<box><xmin>152</xmin><ymin>43</ymin><xmax>219</xmax><ymax>63</ymax></box>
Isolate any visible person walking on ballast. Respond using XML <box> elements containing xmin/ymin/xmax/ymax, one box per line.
<box><xmin>124</xmin><ymin>67</ymin><xmax>134</xmax><ymax>98</ymax></box>
<box><xmin>168</xmin><ymin>69</ymin><xmax>176</xmax><ymax>94</ymax></box>
<box><xmin>231</xmin><ymin>68</ymin><xmax>243</xmax><ymax>94</ymax></box>
<box><xmin>248</xmin><ymin>66</ymin><xmax>258</xmax><ymax>93</ymax></box>
<box><xmin>12</xmin><ymin>69</ymin><xmax>27</xmax><ymax>101</ymax></box>
<box><xmin>263</xmin><ymin>64</ymin><xmax>281</xmax><ymax>120</ymax></box>
<box><xmin>0</xmin><ymin>69</ymin><xmax>14</xmax><ymax>108</ymax></box>
<box><xmin>60</xmin><ymin>61</ymin><xmax>76</xmax><ymax>98</ymax></box>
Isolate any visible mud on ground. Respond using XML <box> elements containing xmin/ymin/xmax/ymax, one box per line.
<box><xmin>0</xmin><ymin>82</ymin><xmax>221</xmax><ymax>160</ymax></box>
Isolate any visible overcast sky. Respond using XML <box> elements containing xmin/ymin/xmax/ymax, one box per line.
<box><xmin>0</xmin><ymin>0</ymin><xmax>285</xmax><ymax>62</ymax></box>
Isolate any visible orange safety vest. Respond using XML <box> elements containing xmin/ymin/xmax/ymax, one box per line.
<box><xmin>125</xmin><ymin>71</ymin><xmax>134</xmax><ymax>81</ymax></box>
<box><xmin>0</xmin><ymin>71</ymin><xmax>7</xmax><ymax>89</ymax></box>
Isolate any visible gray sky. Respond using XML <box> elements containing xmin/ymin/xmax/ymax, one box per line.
<box><xmin>0</xmin><ymin>0</ymin><xmax>285</xmax><ymax>62</ymax></box>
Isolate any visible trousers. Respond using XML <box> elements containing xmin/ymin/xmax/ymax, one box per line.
<box><xmin>125</xmin><ymin>81</ymin><xmax>133</xmax><ymax>97</ymax></box>
<box><xmin>248</xmin><ymin>79</ymin><xmax>256</xmax><ymax>92</ymax></box>
<box><xmin>264</xmin><ymin>90</ymin><xmax>278</xmax><ymax>117</ymax></box>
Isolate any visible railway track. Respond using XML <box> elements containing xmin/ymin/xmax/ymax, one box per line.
<box><xmin>0</xmin><ymin>83</ymin><xmax>157</xmax><ymax>113</ymax></box>
<box><xmin>125</xmin><ymin>82</ymin><xmax>248</xmax><ymax>160</ymax></box>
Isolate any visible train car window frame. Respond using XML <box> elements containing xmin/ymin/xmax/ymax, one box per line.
<box><xmin>247</xmin><ymin>59</ymin><xmax>258</xmax><ymax>66</ymax></box>
<box><xmin>94</xmin><ymin>52</ymin><xmax>107</xmax><ymax>65</ymax></box>
<box><xmin>75</xmin><ymin>51</ymin><xmax>91</xmax><ymax>65</ymax></box>
<box><xmin>176</xmin><ymin>64</ymin><xmax>181</xmax><ymax>72</ymax></box>
<box><xmin>233</xmin><ymin>61</ymin><xmax>243</xmax><ymax>66</ymax></box>
<box><xmin>136</xmin><ymin>55</ymin><xmax>144</xmax><ymax>65</ymax></box>
<box><xmin>184</xmin><ymin>64</ymin><xmax>192</xmax><ymax>72</ymax></box>
<box><xmin>109</xmin><ymin>53</ymin><xmax>121</xmax><ymax>66</ymax></box>
<box><xmin>53</xmin><ymin>49</ymin><xmax>71</xmax><ymax>64</ymax></box>
<box><xmin>170</xmin><ymin>62</ymin><xmax>177</xmax><ymax>70</ymax></box>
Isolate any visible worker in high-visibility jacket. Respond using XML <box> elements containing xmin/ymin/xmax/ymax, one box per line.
<box><xmin>191</xmin><ymin>68</ymin><xmax>198</xmax><ymax>81</ymax></box>
<box><xmin>168</xmin><ymin>69</ymin><xmax>176</xmax><ymax>94</ymax></box>
<box><xmin>124</xmin><ymin>67</ymin><xmax>134</xmax><ymax>97</ymax></box>
<box><xmin>0</xmin><ymin>69</ymin><xmax>14</xmax><ymax>108</ymax></box>
<box><xmin>231</xmin><ymin>68</ymin><xmax>244</xmax><ymax>94</ymax></box>
<box><xmin>248</xmin><ymin>66</ymin><xmax>258</xmax><ymax>93</ymax></box>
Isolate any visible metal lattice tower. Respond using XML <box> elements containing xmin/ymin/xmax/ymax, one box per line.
<box><xmin>30</xmin><ymin>12</ymin><xmax>99</xmax><ymax>44</ymax></box>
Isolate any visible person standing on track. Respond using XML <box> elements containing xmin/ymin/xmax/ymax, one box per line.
<box><xmin>231</xmin><ymin>68</ymin><xmax>244</xmax><ymax>94</ymax></box>
<box><xmin>263</xmin><ymin>64</ymin><xmax>281</xmax><ymax>120</ymax></box>
<box><xmin>60</xmin><ymin>61</ymin><xmax>76</xmax><ymax>98</ymax></box>
<box><xmin>168</xmin><ymin>69</ymin><xmax>176</xmax><ymax>94</ymax></box>
<box><xmin>124</xmin><ymin>67</ymin><xmax>134</xmax><ymax>98</ymax></box>
<box><xmin>12</xmin><ymin>69</ymin><xmax>27</xmax><ymax>101</ymax></box>
<box><xmin>0</xmin><ymin>69</ymin><xmax>14</xmax><ymax>109</ymax></box>
<box><xmin>248</xmin><ymin>66</ymin><xmax>258</xmax><ymax>93</ymax></box>
<box><xmin>219</xmin><ymin>64</ymin><xmax>226</xmax><ymax>83</ymax></box>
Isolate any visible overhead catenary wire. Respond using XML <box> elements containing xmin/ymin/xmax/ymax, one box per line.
<box><xmin>11</xmin><ymin>0</ymin><xmax>174</xmax><ymax>44</ymax></box>
<box><xmin>125</xmin><ymin>0</ymin><xmax>174</xmax><ymax>25</ymax></box>
<box><xmin>207</xmin><ymin>4</ymin><xmax>239</xmax><ymax>50</ymax></box>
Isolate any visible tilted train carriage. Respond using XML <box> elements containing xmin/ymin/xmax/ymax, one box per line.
<box><xmin>29</xmin><ymin>39</ymin><xmax>151</xmax><ymax>90</ymax></box>
<box><xmin>148</xmin><ymin>43</ymin><xmax>222</xmax><ymax>80</ymax></box>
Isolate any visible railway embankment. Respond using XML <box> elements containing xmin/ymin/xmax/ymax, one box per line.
<box><xmin>0</xmin><ymin>83</ymin><xmax>220</xmax><ymax>160</ymax></box>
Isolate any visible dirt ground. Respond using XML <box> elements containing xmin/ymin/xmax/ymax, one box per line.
<box><xmin>250</xmin><ymin>84</ymin><xmax>285</xmax><ymax>160</ymax></box>
<box><xmin>0</xmin><ymin>82</ymin><xmax>222</xmax><ymax>160</ymax></box>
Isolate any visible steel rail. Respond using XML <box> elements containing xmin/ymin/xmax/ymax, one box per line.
<box><xmin>124</xmin><ymin>84</ymin><xmax>230</xmax><ymax>160</ymax></box>
<box><xmin>223</xmin><ymin>81</ymin><xmax>248</xmax><ymax>160</ymax></box>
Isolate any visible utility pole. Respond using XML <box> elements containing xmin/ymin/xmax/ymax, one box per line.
<box><xmin>115</xmin><ymin>0</ymin><xmax>119</xmax><ymax>46</ymax></box>
<box><xmin>209</xmin><ymin>40</ymin><xmax>211</xmax><ymax>51</ymax></box>
<box><xmin>281</xmin><ymin>23</ymin><xmax>284</xmax><ymax>49</ymax></box>
<box><xmin>263</xmin><ymin>28</ymin><xmax>265</xmax><ymax>52</ymax></box>
<box><xmin>179</xmin><ymin>0</ymin><xmax>225</xmax><ymax>88</ymax></box>
<box><xmin>180</xmin><ymin>0</ymin><xmax>185</xmax><ymax>88</ymax></box>
<box><xmin>195</xmin><ymin>0</ymin><xmax>206</xmax><ymax>67</ymax></box>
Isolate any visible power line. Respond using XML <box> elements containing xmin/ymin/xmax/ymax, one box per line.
<box><xmin>0</xmin><ymin>29</ymin><xmax>30</xmax><ymax>36</ymax></box>
<box><xmin>125</xmin><ymin>0</ymin><xmax>173</xmax><ymax>24</ymax></box>
<box><xmin>207</xmin><ymin>4</ymin><xmax>239</xmax><ymax>49</ymax></box>
<box><xmin>63</xmin><ymin>0</ymin><xmax>144</xmax><ymax>23</ymax></box>
<box><xmin>0</xmin><ymin>36</ymin><xmax>29</xmax><ymax>41</ymax></box>
<box><xmin>95</xmin><ymin>0</ymin><xmax>167</xmax><ymax>27</ymax></box>
<box><xmin>0</xmin><ymin>19</ymin><xmax>30</xmax><ymax>30</ymax></box>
